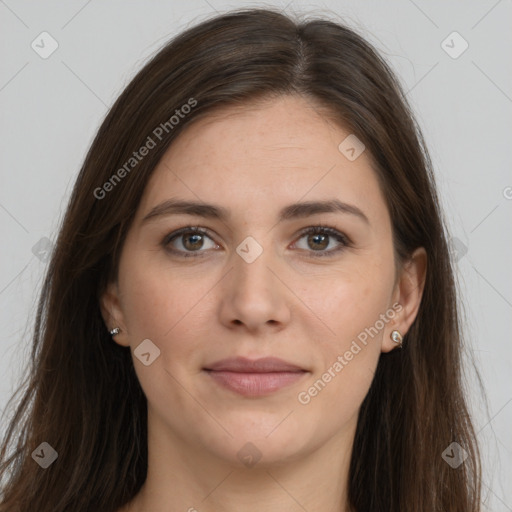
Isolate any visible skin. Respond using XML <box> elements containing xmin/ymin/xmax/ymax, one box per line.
<box><xmin>101</xmin><ymin>94</ymin><xmax>427</xmax><ymax>512</ymax></box>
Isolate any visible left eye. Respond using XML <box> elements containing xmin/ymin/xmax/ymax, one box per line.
<box><xmin>162</xmin><ymin>225</ymin><xmax>350</xmax><ymax>258</ymax></box>
<box><xmin>292</xmin><ymin>226</ymin><xmax>349</xmax><ymax>257</ymax></box>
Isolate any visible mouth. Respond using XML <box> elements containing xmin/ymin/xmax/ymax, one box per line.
<box><xmin>203</xmin><ymin>357</ymin><xmax>309</xmax><ymax>397</ymax></box>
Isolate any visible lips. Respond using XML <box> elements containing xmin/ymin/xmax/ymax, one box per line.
<box><xmin>204</xmin><ymin>356</ymin><xmax>305</xmax><ymax>373</ymax></box>
<box><xmin>203</xmin><ymin>357</ymin><xmax>308</xmax><ymax>397</ymax></box>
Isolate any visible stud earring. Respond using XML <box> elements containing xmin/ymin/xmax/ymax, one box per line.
<box><xmin>390</xmin><ymin>330</ymin><xmax>403</xmax><ymax>348</ymax></box>
<box><xmin>109</xmin><ymin>327</ymin><xmax>121</xmax><ymax>336</ymax></box>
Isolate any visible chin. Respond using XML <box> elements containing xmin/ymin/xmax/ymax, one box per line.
<box><xmin>200</xmin><ymin>419</ymin><xmax>315</xmax><ymax>468</ymax></box>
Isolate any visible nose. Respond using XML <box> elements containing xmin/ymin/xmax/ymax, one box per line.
<box><xmin>218</xmin><ymin>239</ymin><xmax>291</xmax><ymax>333</ymax></box>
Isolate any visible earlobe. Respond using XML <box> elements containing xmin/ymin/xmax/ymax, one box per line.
<box><xmin>382</xmin><ymin>247</ymin><xmax>427</xmax><ymax>353</ymax></box>
<box><xmin>99</xmin><ymin>281</ymin><xmax>129</xmax><ymax>347</ymax></box>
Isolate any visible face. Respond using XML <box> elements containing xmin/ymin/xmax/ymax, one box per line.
<box><xmin>101</xmin><ymin>95</ymin><xmax>422</xmax><ymax>468</ymax></box>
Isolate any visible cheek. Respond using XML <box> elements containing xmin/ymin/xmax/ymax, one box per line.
<box><xmin>119</xmin><ymin>254</ymin><xmax>219</xmax><ymax>382</ymax></box>
<box><xmin>300</xmin><ymin>262</ymin><xmax>393</xmax><ymax>402</ymax></box>
<box><xmin>295</xmin><ymin>280</ymin><xmax>388</xmax><ymax>427</ymax></box>
<box><xmin>119</xmin><ymin>251</ymin><xmax>206</xmax><ymax>338</ymax></box>
<box><xmin>118</xmin><ymin>257</ymin><xmax>214</xmax><ymax>407</ymax></box>
<box><xmin>304</xmin><ymin>261</ymin><xmax>392</xmax><ymax>344</ymax></box>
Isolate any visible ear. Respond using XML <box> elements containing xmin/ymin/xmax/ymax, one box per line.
<box><xmin>382</xmin><ymin>247</ymin><xmax>427</xmax><ymax>353</ymax></box>
<box><xmin>99</xmin><ymin>280</ymin><xmax>130</xmax><ymax>347</ymax></box>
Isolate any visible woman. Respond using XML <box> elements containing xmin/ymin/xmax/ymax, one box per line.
<box><xmin>0</xmin><ymin>8</ymin><xmax>482</xmax><ymax>512</ymax></box>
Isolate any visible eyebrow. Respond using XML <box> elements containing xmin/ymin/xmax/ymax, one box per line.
<box><xmin>141</xmin><ymin>198</ymin><xmax>370</xmax><ymax>225</ymax></box>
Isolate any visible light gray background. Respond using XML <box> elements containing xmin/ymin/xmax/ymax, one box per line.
<box><xmin>1</xmin><ymin>0</ymin><xmax>511</xmax><ymax>509</ymax></box>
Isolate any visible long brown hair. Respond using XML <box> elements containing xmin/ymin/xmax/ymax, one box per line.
<box><xmin>0</xmin><ymin>8</ymin><xmax>482</xmax><ymax>511</ymax></box>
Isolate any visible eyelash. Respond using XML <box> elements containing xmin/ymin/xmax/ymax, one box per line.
<box><xmin>161</xmin><ymin>224</ymin><xmax>352</xmax><ymax>259</ymax></box>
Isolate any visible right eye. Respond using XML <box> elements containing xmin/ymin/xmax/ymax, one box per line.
<box><xmin>162</xmin><ymin>226</ymin><xmax>220</xmax><ymax>257</ymax></box>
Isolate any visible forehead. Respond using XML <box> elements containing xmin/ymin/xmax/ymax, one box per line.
<box><xmin>138</xmin><ymin>95</ymin><xmax>387</xmax><ymax>225</ymax></box>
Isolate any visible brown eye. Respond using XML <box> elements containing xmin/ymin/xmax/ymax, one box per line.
<box><xmin>307</xmin><ymin>232</ymin><xmax>329</xmax><ymax>251</ymax></box>
<box><xmin>293</xmin><ymin>226</ymin><xmax>350</xmax><ymax>257</ymax></box>
<box><xmin>182</xmin><ymin>233</ymin><xmax>205</xmax><ymax>251</ymax></box>
<box><xmin>163</xmin><ymin>227</ymin><xmax>218</xmax><ymax>257</ymax></box>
